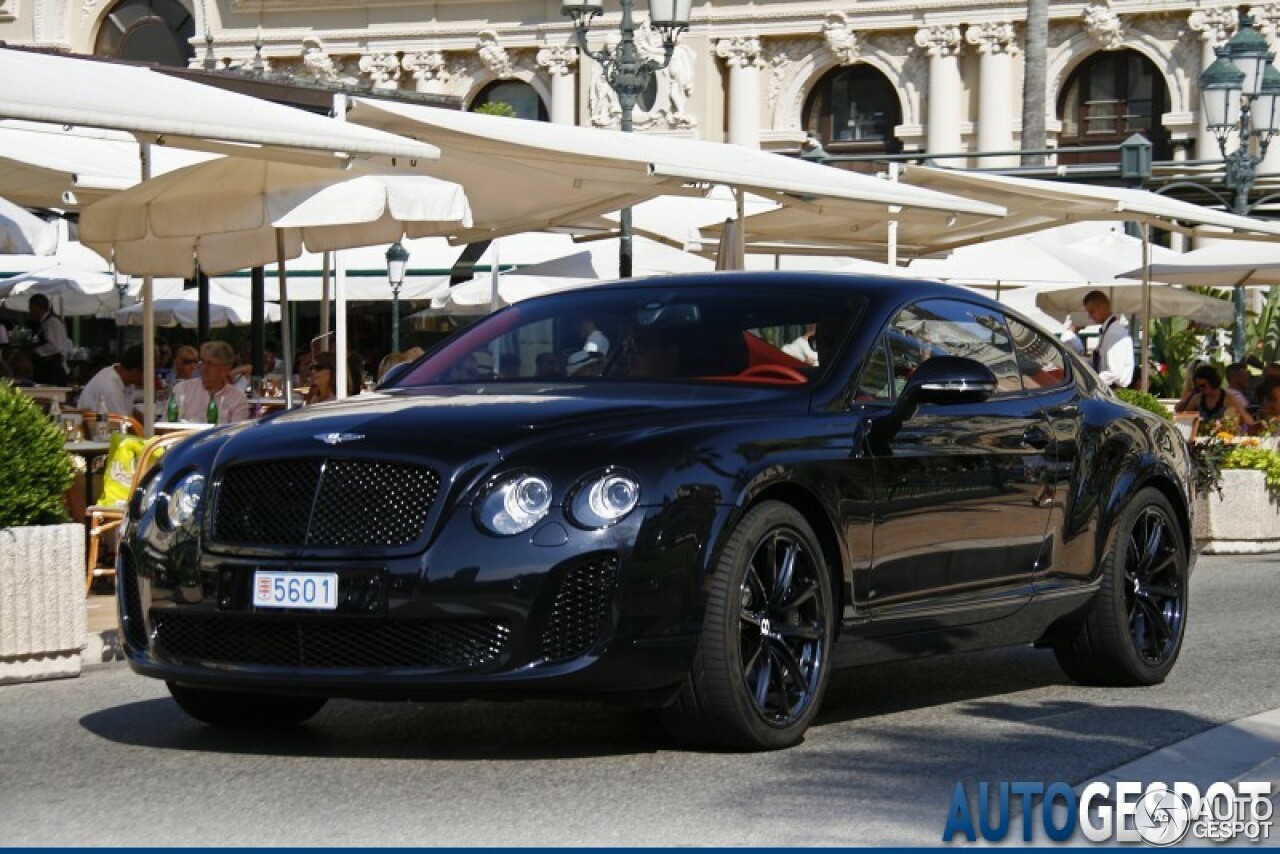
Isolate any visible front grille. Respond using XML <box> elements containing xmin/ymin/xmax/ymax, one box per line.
<box><xmin>212</xmin><ymin>459</ymin><xmax>441</xmax><ymax>547</ymax></box>
<box><xmin>118</xmin><ymin>546</ymin><xmax>146</xmax><ymax>650</ymax></box>
<box><xmin>150</xmin><ymin>612</ymin><xmax>509</xmax><ymax>669</ymax></box>
<box><xmin>540</xmin><ymin>556</ymin><xmax>619</xmax><ymax>662</ymax></box>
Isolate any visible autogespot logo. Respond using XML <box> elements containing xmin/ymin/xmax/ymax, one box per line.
<box><xmin>942</xmin><ymin>780</ymin><xmax>1273</xmax><ymax>845</ymax></box>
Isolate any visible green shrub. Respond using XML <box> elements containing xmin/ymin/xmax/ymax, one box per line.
<box><xmin>1115</xmin><ymin>388</ymin><xmax>1173</xmax><ymax>421</ymax></box>
<box><xmin>473</xmin><ymin>101</ymin><xmax>517</xmax><ymax>118</ymax></box>
<box><xmin>0</xmin><ymin>382</ymin><xmax>74</xmax><ymax>527</ymax></box>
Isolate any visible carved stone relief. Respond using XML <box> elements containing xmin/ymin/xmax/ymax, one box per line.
<box><xmin>477</xmin><ymin>30</ymin><xmax>514</xmax><ymax>78</ymax></box>
<box><xmin>1187</xmin><ymin>5</ymin><xmax>1237</xmax><ymax>45</ymax></box>
<box><xmin>913</xmin><ymin>24</ymin><xmax>963</xmax><ymax>58</ymax></box>
<box><xmin>0</xmin><ymin>1</ymin><xmax>17</xmax><ymax>23</ymax></box>
<box><xmin>822</xmin><ymin>12</ymin><xmax>860</xmax><ymax>65</ymax></box>
<box><xmin>297</xmin><ymin>37</ymin><xmax>358</xmax><ymax>85</ymax></box>
<box><xmin>535</xmin><ymin>44</ymin><xmax>578</xmax><ymax>77</ymax></box>
<box><xmin>1083</xmin><ymin>0</ymin><xmax>1126</xmax><ymax>50</ymax></box>
<box><xmin>402</xmin><ymin>50</ymin><xmax>452</xmax><ymax>92</ymax></box>
<box><xmin>715</xmin><ymin>36</ymin><xmax>763</xmax><ymax>70</ymax></box>
<box><xmin>358</xmin><ymin>52</ymin><xmax>401</xmax><ymax>89</ymax></box>
<box><xmin>765</xmin><ymin>38</ymin><xmax>821</xmax><ymax>112</ymax></box>
<box><xmin>587</xmin><ymin>22</ymin><xmax>696</xmax><ymax>131</ymax></box>
<box><xmin>965</xmin><ymin>21</ymin><xmax>1018</xmax><ymax>55</ymax></box>
<box><xmin>1250</xmin><ymin>3</ymin><xmax>1280</xmax><ymax>41</ymax></box>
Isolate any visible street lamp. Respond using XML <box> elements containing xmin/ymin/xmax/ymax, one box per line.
<box><xmin>562</xmin><ymin>0</ymin><xmax>691</xmax><ymax>277</ymax></box>
<box><xmin>1199</xmin><ymin>12</ymin><xmax>1280</xmax><ymax>361</ymax></box>
<box><xmin>386</xmin><ymin>241</ymin><xmax>409</xmax><ymax>353</ymax></box>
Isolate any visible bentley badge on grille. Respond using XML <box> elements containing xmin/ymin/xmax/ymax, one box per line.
<box><xmin>314</xmin><ymin>432</ymin><xmax>365</xmax><ymax>445</ymax></box>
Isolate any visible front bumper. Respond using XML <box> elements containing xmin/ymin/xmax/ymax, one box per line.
<box><xmin>119</xmin><ymin>499</ymin><xmax>721</xmax><ymax>703</ymax></box>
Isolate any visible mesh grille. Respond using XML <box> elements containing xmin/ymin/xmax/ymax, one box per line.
<box><xmin>150</xmin><ymin>612</ymin><xmax>509</xmax><ymax>670</ymax></box>
<box><xmin>119</xmin><ymin>546</ymin><xmax>146</xmax><ymax>650</ymax></box>
<box><xmin>540</xmin><ymin>556</ymin><xmax>619</xmax><ymax>662</ymax></box>
<box><xmin>212</xmin><ymin>459</ymin><xmax>440</xmax><ymax>548</ymax></box>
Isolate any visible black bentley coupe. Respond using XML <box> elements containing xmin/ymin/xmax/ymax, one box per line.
<box><xmin>119</xmin><ymin>273</ymin><xmax>1194</xmax><ymax>750</ymax></box>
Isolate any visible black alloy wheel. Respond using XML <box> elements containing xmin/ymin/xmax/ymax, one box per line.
<box><xmin>738</xmin><ymin>528</ymin><xmax>827</xmax><ymax>728</ymax></box>
<box><xmin>661</xmin><ymin>501</ymin><xmax>833</xmax><ymax>750</ymax></box>
<box><xmin>1054</xmin><ymin>487</ymin><xmax>1188</xmax><ymax>686</ymax></box>
<box><xmin>1124</xmin><ymin>504</ymin><xmax>1185</xmax><ymax>667</ymax></box>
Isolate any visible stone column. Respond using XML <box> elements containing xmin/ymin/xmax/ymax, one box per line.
<box><xmin>1188</xmin><ymin>7</ymin><xmax>1238</xmax><ymax>161</ymax></box>
<box><xmin>715</xmin><ymin>37</ymin><xmax>764</xmax><ymax>147</ymax></box>
<box><xmin>536</xmin><ymin>44</ymin><xmax>579</xmax><ymax>125</ymax></box>
<box><xmin>965</xmin><ymin>22</ymin><xmax>1018</xmax><ymax>167</ymax></box>
<box><xmin>914</xmin><ymin>25</ymin><xmax>965</xmax><ymax>158</ymax></box>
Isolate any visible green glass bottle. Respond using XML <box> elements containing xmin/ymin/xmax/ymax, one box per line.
<box><xmin>206</xmin><ymin>393</ymin><xmax>219</xmax><ymax>425</ymax></box>
<box><xmin>166</xmin><ymin>392</ymin><xmax>180</xmax><ymax>422</ymax></box>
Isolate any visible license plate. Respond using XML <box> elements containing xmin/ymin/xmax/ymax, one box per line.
<box><xmin>253</xmin><ymin>571</ymin><xmax>339</xmax><ymax>610</ymax></box>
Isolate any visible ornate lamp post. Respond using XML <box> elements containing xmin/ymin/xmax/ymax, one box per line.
<box><xmin>1199</xmin><ymin>12</ymin><xmax>1280</xmax><ymax>361</ymax></box>
<box><xmin>561</xmin><ymin>0</ymin><xmax>691</xmax><ymax>278</ymax></box>
<box><xmin>385</xmin><ymin>241</ymin><xmax>409</xmax><ymax>353</ymax></box>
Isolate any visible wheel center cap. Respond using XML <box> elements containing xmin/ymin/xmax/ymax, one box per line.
<box><xmin>759</xmin><ymin>617</ymin><xmax>780</xmax><ymax>640</ymax></box>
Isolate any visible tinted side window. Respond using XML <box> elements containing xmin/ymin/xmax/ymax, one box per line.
<box><xmin>889</xmin><ymin>299</ymin><xmax>1023</xmax><ymax>394</ymax></box>
<box><xmin>1007</xmin><ymin>316</ymin><xmax>1069</xmax><ymax>390</ymax></box>
<box><xmin>856</xmin><ymin>335</ymin><xmax>893</xmax><ymax>400</ymax></box>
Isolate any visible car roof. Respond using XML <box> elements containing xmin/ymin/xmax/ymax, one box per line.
<box><xmin>556</xmin><ymin>270</ymin><xmax>1001</xmax><ymax>315</ymax></box>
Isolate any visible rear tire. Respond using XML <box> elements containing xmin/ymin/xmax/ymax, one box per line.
<box><xmin>1054</xmin><ymin>487</ymin><xmax>1188</xmax><ymax>686</ymax></box>
<box><xmin>167</xmin><ymin>682</ymin><xmax>327</xmax><ymax>727</ymax></box>
<box><xmin>661</xmin><ymin>501</ymin><xmax>834</xmax><ymax>750</ymax></box>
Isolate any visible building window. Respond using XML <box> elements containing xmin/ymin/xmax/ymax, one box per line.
<box><xmin>1058</xmin><ymin>50</ymin><xmax>1171</xmax><ymax>164</ymax></box>
<box><xmin>804</xmin><ymin>65</ymin><xmax>903</xmax><ymax>163</ymax></box>
<box><xmin>470</xmin><ymin>80</ymin><xmax>548</xmax><ymax>122</ymax></box>
<box><xmin>93</xmin><ymin>0</ymin><xmax>195</xmax><ymax>68</ymax></box>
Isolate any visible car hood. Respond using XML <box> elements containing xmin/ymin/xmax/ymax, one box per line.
<box><xmin>219</xmin><ymin>383</ymin><xmax>802</xmax><ymax>465</ymax></box>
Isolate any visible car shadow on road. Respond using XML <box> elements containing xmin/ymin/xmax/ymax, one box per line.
<box><xmin>78</xmin><ymin>644</ymin><xmax>1082</xmax><ymax>761</ymax></box>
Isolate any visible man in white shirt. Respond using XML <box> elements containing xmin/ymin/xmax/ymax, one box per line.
<box><xmin>578</xmin><ymin>318</ymin><xmax>610</xmax><ymax>356</ymax></box>
<box><xmin>78</xmin><ymin>345</ymin><xmax>145</xmax><ymax>417</ymax></box>
<box><xmin>169</xmin><ymin>340</ymin><xmax>251</xmax><ymax>424</ymax></box>
<box><xmin>26</xmin><ymin>293</ymin><xmax>69</xmax><ymax>385</ymax></box>
<box><xmin>1083</xmin><ymin>290</ymin><xmax>1134</xmax><ymax>389</ymax></box>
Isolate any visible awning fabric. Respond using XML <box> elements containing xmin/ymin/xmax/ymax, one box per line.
<box><xmin>0</xmin><ymin>119</ymin><xmax>212</xmax><ymax>208</ymax></box>
<box><xmin>0</xmin><ymin>48</ymin><xmax>439</xmax><ymax>163</ymax></box>
<box><xmin>347</xmin><ymin>98</ymin><xmax>1006</xmax><ymax>245</ymax></box>
<box><xmin>1116</xmin><ymin>240</ymin><xmax>1280</xmax><ymax>286</ymax></box>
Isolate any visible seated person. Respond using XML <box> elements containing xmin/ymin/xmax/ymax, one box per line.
<box><xmin>78</xmin><ymin>344</ymin><xmax>145</xmax><ymax>420</ymax></box>
<box><xmin>169</xmin><ymin>340</ymin><xmax>251</xmax><ymax>424</ymax></box>
<box><xmin>1256</xmin><ymin>378</ymin><xmax>1280</xmax><ymax>422</ymax></box>
<box><xmin>1176</xmin><ymin>363</ymin><xmax>1254</xmax><ymax>431</ymax></box>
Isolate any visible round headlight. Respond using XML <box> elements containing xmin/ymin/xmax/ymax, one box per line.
<box><xmin>166</xmin><ymin>472</ymin><xmax>206</xmax><ymax>529</ymax></box>
<box><xmin>570</xmin><ymin>471</ymin><xmax>640</xmax><ymax>529</ymax></box>
<box><xmin>477</xmin><ymin>473</ymin><xmax>553</xmax><ymax>535</ymax></box>
<box><xmin>132</xmin><ymin>469</ymin><xmax>163</xmax><ymax>520</ymax></box>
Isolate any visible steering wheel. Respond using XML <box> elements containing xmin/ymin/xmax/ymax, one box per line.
<box><xmin>738</xmin><ymin>363</ymin><xmax>809</xmax><ymax>383</ymax></box>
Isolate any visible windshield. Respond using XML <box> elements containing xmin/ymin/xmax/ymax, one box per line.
<box><xmin>394</xmin><ymin>285</ymin><xmax>863</xmax><ymax>389</ymax></box>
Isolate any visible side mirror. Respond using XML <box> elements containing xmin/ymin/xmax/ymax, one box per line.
<box><xmin>377</xmin><ymin>361</ymin><xmax>414</xmax><ymax>389</ymax></box>
<box><xmin>897</xmin><ymin>356</ymin><xmax>997</xmax><ymax>416</ymax></box>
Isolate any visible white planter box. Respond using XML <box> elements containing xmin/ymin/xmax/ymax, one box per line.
<box><xmin>0</xmin><ymin>523</ymin><xmax>86</xmax><ymax>684</ymax></box>
<box><xmin>1193</xmin><ymin>469</ymin><xmax>1280</xmax><ymax>555</ymax></box>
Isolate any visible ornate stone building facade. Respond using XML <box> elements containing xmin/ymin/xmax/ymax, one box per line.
<box><xmin>2</xmin><ymin>1</ymin><xmax>1275</xmax><ymax>172</ymax></box>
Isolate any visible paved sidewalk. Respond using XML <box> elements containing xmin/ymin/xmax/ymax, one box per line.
<box><xmin>83</xmin><ymin>593</ymin><xmax>123</xmax><ymax>667</ymax></box>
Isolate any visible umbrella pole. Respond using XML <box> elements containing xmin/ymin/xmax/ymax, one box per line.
<box><xmin>336</xmin><ymin>250</ymin><xmax>348</xmax><ymax>399</ymax></box>
<box><xmin>276</xmin><ymin>230</ymin><xmax>294</xmax><ymax>409</ymax></box>
<box><xmin>320</xmin><ymin>252</ymin><xmax>331</xmax><ymax>352</ymax></box>
<box><xmin>140</xmin><ymin>142</ymin><xmax>155</xmax><ymax>437</ymax></box>
<box><xmin>735</xmin><ymin>187</ymin><xmax>746</xmax><ymax>270</ymax></box>
<box><xmin>1141</xmin><ymin>224</ymin><xmax>1151</xmax><ymax>393</ymax></box>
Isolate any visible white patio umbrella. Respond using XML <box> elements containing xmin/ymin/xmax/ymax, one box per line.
<box><xmin>80</xmin><ymin>155</ymin><xmax>473</xmax><ymax>418</ymax></box>
<box><xmin>1034</xmin><ymin>281</ymin><xmax>1235</xmax><ymax>328</ymax></box>
<box><xmin>427</xmin><ymin>235</ymin><xmax>712</xmax><ymax>315</ymax></box>
<box><xmin>0</xmin><ymin>195</ymin><xmax>57</xmax><ymax>255</ymax></box>
<box><xmin>114</xmin><ymin>287</ymin><xmax>280</xmax><ymax>328</ymax></box>
<box><xmin>1116</xmin><ymin>240</ymin><xmax>1280</xmax><ymax>287</ymax></box>
<box><xmin>0</xmin><ymin>266</ymin><xmax>118</xmax><ymax>316</ymax></box>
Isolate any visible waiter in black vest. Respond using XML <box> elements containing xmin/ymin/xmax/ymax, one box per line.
<box><xmin>26</xmin><ymin>293</ymin><xmax>69</xmax><ymax>385</ymax></box>
<box><xmin>1082</xmin><ymin>290</ymin><xmax>1134</xmax><ymax>389</ymax></box>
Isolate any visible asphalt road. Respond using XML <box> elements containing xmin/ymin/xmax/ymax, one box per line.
<box><xmin>2</xmin><ymin>554</ymin><xmax>1278</xmax><ymax>846</ymax></box>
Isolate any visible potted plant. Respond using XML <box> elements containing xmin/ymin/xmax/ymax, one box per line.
<box><xmin>1192</xmin><ymin>417</ymin><xmax>1280</xmax><ymax>554</ymax></box>
<box><xmin>0</xmin><ymin>380</ymin><xmax>85</xmax><ymax>683</ymax></box>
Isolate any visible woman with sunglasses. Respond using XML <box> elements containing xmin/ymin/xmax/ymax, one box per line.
<box><xmin>172</xmin><ymin>345</ymin><xmax>200</xmax><ymax>382</ymax></box>
<box><xmin>1176</xmin><ymin>363</ymin><xmax>1255</xmax><ymax>430</ymax></box>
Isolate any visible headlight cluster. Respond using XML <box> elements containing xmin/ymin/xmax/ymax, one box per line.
<box><xmin>165</xmin><ymin>472</ymin><xmax>206</xmax><ymax>529</ymax></box>
<box><xmin>476</xmin><ymin>469</ymin><xmax>641</xmax><ymax>536</ymax></box>
<box><xmin>131</xmin><ymin>468</ymin><xmax>163</xmax><ymax>520</ymax></box>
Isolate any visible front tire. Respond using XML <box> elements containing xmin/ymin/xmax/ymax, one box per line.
<box><xmin>662</xmin><ymin>501</ymin><xmax>834</xmax><ymax>750</ymax></box>
<box><xmin>1054</xmin><ymin>487</ymin><xmax>1188</xmax><ymax>686</ymax></box>
<box><xmin>167</xmin><ymin>682</ymin><xmax>327</xmax><ymax>727</ymax></box>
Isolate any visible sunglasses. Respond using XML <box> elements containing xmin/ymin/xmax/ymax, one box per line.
<box><xmin>178</xmin><ymin>358</ymin><xmax>198</xmax><ymax>365</ymax></box>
